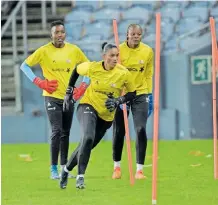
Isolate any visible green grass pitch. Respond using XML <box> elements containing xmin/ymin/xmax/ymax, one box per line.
<box><xmin>2</xmin><ymin>140</ymin><xmax>218</xmax><ymax>205</ymax></box>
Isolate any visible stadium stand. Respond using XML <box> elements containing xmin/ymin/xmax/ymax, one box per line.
<box><xmin>1</xmin><ymin>0</ymin><xmax>218</xmax><ymax>110</ymax></box>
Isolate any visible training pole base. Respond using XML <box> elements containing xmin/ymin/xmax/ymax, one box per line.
<box><xmin>152</xmin><ymin>199</ymin><xmax>157</xmax><ymax>205</ymax></box>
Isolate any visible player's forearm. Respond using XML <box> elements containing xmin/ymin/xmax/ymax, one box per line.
<box><xmin>20</xmin><ymin>62</ymin><xmax>37</xmax><ymax>82</ymax></box>
<box><xmin>68</xmin><ymin>66</ymin><xmax>79</xmax><ymax>88</ymax></box>
<box><xmin>82</xmin><ymin>76</ymin><xmax>90</xmax><ymax>85</ymax></box>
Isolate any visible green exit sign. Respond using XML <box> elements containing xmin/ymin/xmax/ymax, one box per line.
<box><xmin>191</xmin><ymin>56</ymin><xmax>212</xmax><ymax>84</ymax></box>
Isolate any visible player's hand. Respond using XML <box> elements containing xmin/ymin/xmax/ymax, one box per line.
<box><xmin>148</xmin><ymin>93</ymin><xmax>153</xmax><ymax>117</ymax></box>
<box><xmin>73</xmin><ymin>82</ymin><xmax>88</xmax><ymax>101</ymax></box>
<box><xmin>63</xmin><ymin>87</ymin><xmax>75</xmax><ymax>112</ymax></box>
<box><xmin>105</xmin><ymin>95</ymin><xmax>124</xmax><ymax>112</ymax></box>
<box><xmin>33</xmin><ymin>77</ymin><xmax>58</xmax><ymax>94</ymax></box>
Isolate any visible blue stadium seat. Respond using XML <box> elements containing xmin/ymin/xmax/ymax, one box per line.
<box><xmin>161</xmin><ymin>1</ymin><xmax>182</xmax><ymax>8</ymax></box>
<box><xmin>161</xmin><ymin>21</ymin><xmax>174</xmax><ymax>40</ymax></box>
<box><xmin>65</xmin><ymin>10</ymin><xmax>92</xmax><ymax>23</ymax></box>
<box><xmin>209</xmin><ymin>1</ymin><xmax>218</xmax><ymax>8</ymax></box>
<box><xmin>160</xmin><ymin>7</ymin><xmax>181</xmax><ymax>23</ymax></box>
<box><xmin>161</xmin><ymin>16</ymin><xmax>174</xmax><ymax>24</ymax></box>
<box><xmin>176</xmin><ymin>17</ymin><xmax>203</xmax><ymax>35</ymax></box>
<box><xmin>77</xmin><ymin>42</ymin><xmax>101</xmax><ymax>54</ymax></box>
<box><xmin>164</xmin><ymin>35</ymin><xmax>178</xmax><ymax>53</ymax></box>
<box><xmin>122</xmin><ymin>7</ymin><xmax>151</xmax><ymax>24</ymax></box>
<box><xmin>189</xmin><ymin>1</ymin><xmax>209</xmax><ymax>8</ymax></box>
<box><xmin>73</xmin><ymin>1</ymin><xmax>101</xmax><ymax>11</ymax></box>
<box><xmin>102</xmin><ymin>1</ymin><xmax>131</xmax><ymax>9</ymax></box>
<box><xmin>143</xmin><ymin>34</ymin><xmax>164</xmax><ymax>51</ymax></box>
<box><xmin>161</xmin><ymin>1</ymin><xmax>190</xmax><ymax>9</ymax></box>
<box><xmin>130</xmin><ymin>1</ymin><xmax>158</xmax><ymax>10</ymax></box>
<box><xmin>118</xmin><ymin>19</ymin><xmax>145</xmax><ymax>34</ymax></box>
<box><xmin>83</xmin><ymin>21</ymin><xmax>112</xmax><ymax>39</ymax></box>
<box><xmin>65</xmin><ymin>36</ymin><xmax>74</xmax><ymax>44</ymax></box>
<box><xmin>92</xmin><ymin>8</ymin><xmax>121</xmax><ymax>22</ymax></box>
<box><xmin>108</xmin><ymin>34</ymin><xmax>127</xmax><ymax>43</ymax></box>
<box><xmin>211</xmin><ymin>7</ymin><xmax>218</xmax><ymax>18</ymax></box>
<box><xmin>81</xmin><ymin>34</ymin><xmax>103</xmax><ymax>42</ymax></box>
<box><xmin>183</xmin><ymin>7</ymin><xmax>209</xmax><ymax>22</ymax></box>
<box><xmin>65</xmin><ymin>21</ymin><xmax>83</xmax><ymax>40</ymax></box>
<box><xmin>145</xmin><ymin>20</ymin><xmax>174</xmax><ymax>41</ymax></box>
<box><xmin>179</xmin><ymin>36</ymin><xmax>200</xmax><ymax>51</ymax></box>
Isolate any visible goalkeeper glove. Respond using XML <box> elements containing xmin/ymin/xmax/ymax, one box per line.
<box><xmin>33</xmin><ymin>77</ymin><xmax>58</xmax><ymax>94</ymax></box>
<box><xmin>73</xmin><ymin>82</ymin><xmax>89</xmax><ymax>101</ymax></box>
<box><xmin>63</xmin><ymin>86</ymin><xmax>75</xmax><ymax>112</ymax></box>
<box><xmin>105</xmin><ymin>95</ymin><xmax>125</xmax><ymax>112</ymax></box>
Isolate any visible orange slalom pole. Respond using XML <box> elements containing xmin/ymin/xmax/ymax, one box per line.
<box><xmin>112</xmin><ymin>19</ymin><xmax>134</xmax><ymax>185</ymax></box>
<box><xmin>152</xmin><ymin>13</ymin><xmax>161</xmax><ymax>205</ymax></box>
<box><xmin>209</xmin><ymin>17</ymin><xmax>218</xmax><ymax>180</ymax></box>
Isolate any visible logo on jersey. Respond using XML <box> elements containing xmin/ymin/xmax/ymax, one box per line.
<box><xmin>110</xmin><ymin>83</ymin><xmax>116</xmax><ymax>88</ymax></box>
<box><xmin>51</xmin><ymin>68</ymin><xmax>70</xmax><ymax>73</ymax></box>
<box><xmin>126</xmin><ymin>67</ymin><xmax>138</xmax><ymax>72</ymax></box>
<box><xmin>139</xmin><ymin>67</ymin><xmax>145</xmax><ymax>72</ymax></box>
<box><xmin>139</xmin><ymin>60</ymin><xmax>144</xmax><ymax>64</ymax></box>
<box><xmin>66</xmin><ymin>59</ymin><xmax>71</xmax><ymax>63</ymax></box>
<box><xmin>66</xmin><ymin>68</ymin><xmax>70</xmax><ymax>73</ymax></box>
<box><xmin>47</xmin><ymin>102</ymin><xmax>51</xmax><ymax>107</ymax></box>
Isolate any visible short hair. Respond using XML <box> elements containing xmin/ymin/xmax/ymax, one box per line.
<box><xmin>126</xmin><ymin>24</ymin><xmax>143</xmax><ymax>40</ymax></box>
<box><xmin>101</xmin><ymin>42</ymin><xmax>117</xmax><ymax>54</ymax></box>
<box><xmin>50</xmin><ymin>20</ymin><xmax>64</xmax><ymax>29</ymax></box>
<box><xmin>127</xmin><ymin>24</ymin><xmax>142</xmax><ymax>34</ymax></box>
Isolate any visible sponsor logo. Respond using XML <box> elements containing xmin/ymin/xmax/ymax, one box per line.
<box><xmin>139</xmin><ymin>60</ymin><xmax>144</xmax><ymax>64</ymax></box>
<box><xmin>126</xmin><ymin>67</ymin><xmax>138</xmax><ymax>72</ymax></box>
<box><xmin>48</xmin><ymin>107</ymin><xmax>56</xmax><ymax>110</ymax></box>
<box><xmin>139</xmin><ymin>67</ymin><xmax>145</xmax><ymax>72</ymax></box>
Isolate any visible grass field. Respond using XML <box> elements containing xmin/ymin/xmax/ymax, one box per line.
<box><xmin>2</xmin><ymin>140</ymin><xmax>218</xmax><ymax>205</ymax></box>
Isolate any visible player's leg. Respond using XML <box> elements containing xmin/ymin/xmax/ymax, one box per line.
<box><xmin>76</xmin><ymin>104</ymin><xmax>98</xmax><ymax>189</ymax></box>
<box><xmin>61</xmin><ymin>116</ymin><xmax>111</xmax><ymax>175</ymax></box>
<box><xmin>60</xmin><ymin>103</ymin><xmax>74</xmax><ymax>177</ymax></box>
<box><xmin>60</xmin><ymin>104</ymin><xmax>97</xmax><ymax>189</ymax></box>
<box><xmin>76</xmin><ymin>117</ymin><xmax>112</xmax><ymax>189</ymax></box>
<box><xmin>45</xmin><ymin>96</ymin><xmax>63</xmax><ymax>179</ymax></box>
<box><xmin>112</xmin><ymin>105</ymin><xmax>130</xmax><ymax>179</ymax></box>
<box><xmin>131</xmin><ymin>94</ymin><xmax>149</xmax><ymax>179</ymax></box>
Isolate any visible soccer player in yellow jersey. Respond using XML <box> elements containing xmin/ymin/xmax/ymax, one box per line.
<box><xmin>59</xmin><ymin>42</ymin><xmax>136</xmax><ymax>189</ymax></box>
<box><xmin>74</xmin><ymin>24</ymin><xmax>153</xmax><ymax>180</ymax></box>
<box><xmin>20</xmin><ymin>20</ymin><xmax>89</xmax><ymax>179</ymax></box>
<box><xmin>112</xmin><ymin>24</ymin><xmax>154</xmax><ymax>180</ymax></box>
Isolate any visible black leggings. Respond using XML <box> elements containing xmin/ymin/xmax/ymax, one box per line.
<box><xmin>45</xmin><ymin>96</ymin><xmax>74</xmax><ymax>165</ymax></box>
<box><xmin>66</xmin><ymin>104</ymin><xmax>112</xmax><ymax>174</ymax></box>
<box><xmin>112</xmin><ymin>94</ymin><xmax>148</xmax><ymax>165</ymax></box>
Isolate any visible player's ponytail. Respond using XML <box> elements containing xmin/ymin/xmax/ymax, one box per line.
<box><xmin>102</xmin><ymin>42</ymin><xmax>117</xmax><ymax>54</ymax></box>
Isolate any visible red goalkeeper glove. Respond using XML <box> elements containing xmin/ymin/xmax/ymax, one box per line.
<box><xmin>73</xmin><ymin>82</ymin><xmax>88</xmax><ymax>101</ymax></box>
<box><xmin>33</xmin><ymin>77</ymin><xmax>58</xmax><ymax>94</ymax></box>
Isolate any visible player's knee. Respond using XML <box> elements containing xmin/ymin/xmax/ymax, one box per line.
<box><xmin>61</xmin><ymin>130</ymin><xmax>70</xmax><ymax>138</ymax></box>
<box><xmin>136</xmin><ymin>126</ymin><xmax>146</xmax><ymax>139</ymax></box>
<box><xmin>85</xmin><ymin>135</ymin><xmax>94</xmax><ymax>145</ymax></box>
<box><xmin>51</xmin><ymin>128</ymin><xmax>61</xmax><ymax>140</ymax></box>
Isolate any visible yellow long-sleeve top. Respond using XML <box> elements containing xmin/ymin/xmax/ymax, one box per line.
<box><xmin>119</xmin><ymin>41</ymin><xmax>154</xmax><ymax>95</ymax></box>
